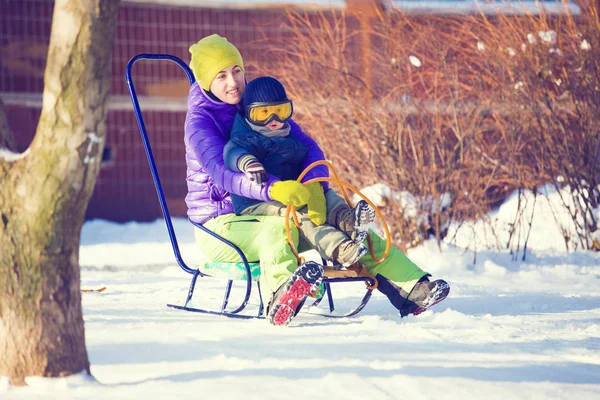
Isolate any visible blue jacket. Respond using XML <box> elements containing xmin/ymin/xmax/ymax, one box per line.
<box><xmin>224</xmin><ymin>113</ymin><xmax>314</xmax><ymax>213</ymax></box>
<box><xmin>185</xmin><ymin>82</ymin><xmax>328</xmax><ymax>224</ymax></box>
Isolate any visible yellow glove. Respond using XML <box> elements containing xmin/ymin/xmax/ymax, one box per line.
<box><xmin>305</xmin><ymin>183</ymin><xmax>327</xmax><ymax>226</ymax></box>
<box><xmin>269</xmin><ymin>180</ymin><xmax>310</xmax><ymax>208</ymax></box>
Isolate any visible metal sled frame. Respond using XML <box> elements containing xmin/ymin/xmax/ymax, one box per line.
<box><xmin>125</xmin><ymin>53</ymin><xmax>374</xmax><ymax>319</ymax></box>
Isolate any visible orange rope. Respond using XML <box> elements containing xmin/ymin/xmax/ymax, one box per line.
<box><xmin>284</xmin><ymin>160</ymin><xmax>392</xmax><ymax>290</ymax></box>
<box><xmin>285</xmin><ymin>204</ymin><xmax>305</xmax><ymax>264</ymax></box>
<box><xmin>300</xmin><ymin>176</ymin><xmax>391</xmax><ymax>263</ymax></box>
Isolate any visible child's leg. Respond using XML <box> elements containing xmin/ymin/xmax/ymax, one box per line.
<box><xmin>294</xmin><ymin>207</ymin><xmax>362</xmax><ymax>264</ymax></box>
<box><xmin>242</xmin><ymin>197</ymin><xmax>368</xmax><ymax>266</ymax></box>
<box><xmin>324</xmin><ymin>188</ymin><xmax>348</xmax><ymax>215</ymax></box>
<box><xmin>242</xmin><ymin>198</ymin><xmax>364</xmax><ymax>265</ymax></box>
<box><xmin>325</xmin><ymin>189</ymin><xmax>375</xmax><ymax>242</ymax></box>
<box><xmin>239</xmin><ymin>201</ymin><xmax>286</xmax><ymax>218</ymax></box>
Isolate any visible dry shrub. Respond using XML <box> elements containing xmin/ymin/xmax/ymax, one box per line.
<box><xmin>471</xmin><ymin>2</ymin><xmax>600</xmax><ymax>251</ymax></box>
<box><xmin>263</xmin><ymin>2</ymin><xmax>600</xmax><ymax>252</ymax></box>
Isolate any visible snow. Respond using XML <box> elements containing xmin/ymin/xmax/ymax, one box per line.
<box><xmin>2</xmin><ymin>188</ymin><xmax>600</xmax><ymax>399</ymax></box>
<box><xmin>539</xmin><ymin>30</ymin><xmax>558</xmax><ymax>45</ymax></box>
<box><xmin>409</xmin><ymin>55</ymin><xmax>422</xmax><ymax>68</ymax></box>
<box><xmin>83</xmin><ymin>132</ymin><xmax>102</xmax><ymax>165</ymax></box>
<box><xmin>581</xmin><ymin>39</ymin><xmax>591</xmax><ymax>51</ymax></box>
<box><xmin>447</xmin><ymin>185</ymin><xmax>597</xmax><ymax>253</ymax></box>
<box><xmin>0</xmin><ymin>148</ymin><xmax>29</xmax><ymax>161</ymax></box>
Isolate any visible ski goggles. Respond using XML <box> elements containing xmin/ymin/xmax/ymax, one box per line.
<box><xmin>245</xmin><ymin>100</ymin><xmax>293</xmax><ymax>126</ymax></box>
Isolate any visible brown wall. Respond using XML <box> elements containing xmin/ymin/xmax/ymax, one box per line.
<box><xmin>1</xmin><ymin>0</ymin><xmax>341</xmax><ymax>222</ymax></box>
<box><xmin>2</xmin><ymin>0</ymin><xmax>584</xmax><ymax>222</ymax></box>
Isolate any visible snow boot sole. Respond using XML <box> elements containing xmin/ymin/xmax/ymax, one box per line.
<box><xmin>412</xmin><ymin>280</ymin><xmax>450</xmax><ymax>316</ymax></box>
<box><xmin>268</xmin><ymin>261</ymin><xmax>324</xmax><ymax>326</ymax></box>
<box><xmin>352</xmin><ymin>200</ymin><xmax>375</xmax><ymax>244</ymax></box>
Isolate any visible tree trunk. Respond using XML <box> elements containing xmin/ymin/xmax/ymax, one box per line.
<box><xmin>0</xmin><ymin>0</ymin><xmax>121</xmax><ymax>386</ymax></box>
<box><xmin>0</xmin><ymin>97</ymin><xmax>16</xmax><ymax>151</ymax></box>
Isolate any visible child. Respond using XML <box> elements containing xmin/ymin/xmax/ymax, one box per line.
<box><xmin>223</xmin><ymin>76</ymin><xmax>376</xmax><ymax>268</ymax></box>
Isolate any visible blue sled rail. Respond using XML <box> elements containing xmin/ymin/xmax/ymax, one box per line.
<box><xmin>125</xmin><ymin>54</ymin><xmax>256</xmax><ymax>318</ymax></box>
<box><xmin>125</xmin><ymin>54</ymin><xmax>374</xmax><ymax>320</ymax></box>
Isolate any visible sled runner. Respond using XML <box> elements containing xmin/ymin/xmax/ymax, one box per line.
<box><xmin>81</xmin><ymin>287</ymin><xmax>107</xmax><ymax>293</ymax></box>
<box><xmin>126</xmin><ymin>54</ymin><xmax>389</xmax><ymax>319</ymax></box>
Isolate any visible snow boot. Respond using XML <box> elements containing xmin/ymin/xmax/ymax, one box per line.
<box><xmin>329</xmin><ymin>200</ymin><xmax>375</xmax><ymax>244</ymax></box>
<box><xmin>376</xmin><ymin>275</ymin><xmax>450</xmax><ymax>317</ymax></box>
<box><xmin>332</xmin><ymin>240</ymin><xmax>368</xmax><ymax>267</ymax></box>
<box><xmin>399</xmin><ymin>277</ymin><xmax>450</xmax><ymax>317</ymax></box>
<box><xmin>267</xmin><ymin>261</ymin><xmax>324</xmax><ymax>326</ymax></box>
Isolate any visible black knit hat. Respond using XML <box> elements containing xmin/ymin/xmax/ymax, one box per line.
<box><xmin>242</xmin><ymin>76</ymin><xmax>288</xmax><ymax>107</ymax></box>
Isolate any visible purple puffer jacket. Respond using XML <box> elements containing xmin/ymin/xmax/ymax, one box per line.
<box><xmin>184</xmin><ymin>82</ymin><xmax>329</xmax><ymax>224</ymax></box>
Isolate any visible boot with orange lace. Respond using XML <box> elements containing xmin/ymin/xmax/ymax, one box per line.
<box><xmin>267</xmin><ymin>261</ymin><xmax>324</xmax><ymax>326</ymax></box>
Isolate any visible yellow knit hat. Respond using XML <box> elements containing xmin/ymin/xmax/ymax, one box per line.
<box><xmin>189</xmin><ymin>34</ymin><xmax>245</xmax><ymax>91</ymax></box>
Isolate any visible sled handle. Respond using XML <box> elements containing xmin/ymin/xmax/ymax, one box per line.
<box><xmin>284</xmin><ymin>160</ymin><xmax>392</xmax><ymax>289</ymax></box>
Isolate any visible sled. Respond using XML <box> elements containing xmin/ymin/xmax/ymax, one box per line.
<box><xmin>125</xmin><ymin>54</ymin><xmax>383</xmax><ymax>319</ymax></box>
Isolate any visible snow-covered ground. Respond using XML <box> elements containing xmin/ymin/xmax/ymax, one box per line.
<box><xmin>1</xmin><ymin>188</ymin><xmax>600</xmax><ymax>399</ymax></box>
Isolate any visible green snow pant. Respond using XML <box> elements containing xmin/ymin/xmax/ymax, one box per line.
<box><xmin>195</xmin><ymin>191</ymin><xmax>428</xmax><ymax>306</ymax></box>
<box><xmin>197</xmin><ymin>213</ymin><xmax>302</xmax><ymax>302</ymax></box>
<box><xmin>238</xmin><ymin>189</ymin><xmax>352</xmax><ymax>262</ymax></box>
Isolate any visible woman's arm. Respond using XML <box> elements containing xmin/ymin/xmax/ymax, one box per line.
<box><xmin>185</xmin><ymin>107</ymin><xmax>278</xmax><ymax>200</ymax></box>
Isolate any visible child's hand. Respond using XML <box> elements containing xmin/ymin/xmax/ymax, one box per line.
<box><xmin>240</xmin><ymin>156</ymin><xmax>267</xmax><ymax>185</ymax></box>
<box><xmin>269</xmin><ymin>181</ymin><xmax>310</xmax><ymax>207</ymax></box>
<box><xmin>305</xmin><ymin>183</ymin><xmax>326</xmax><ymax>226</ymax></box>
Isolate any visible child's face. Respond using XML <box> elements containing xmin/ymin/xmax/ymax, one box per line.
<box><xmin>210</xmin><ymin>65</ymin><xmax>245</xmax><ymax>105</ymax></box>
<box><xmin>266</xmin><ymin>120</ymin><xmax>284</xmax><ymax>131</ymax></box>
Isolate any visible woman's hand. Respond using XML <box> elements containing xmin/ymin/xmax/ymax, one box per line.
<box><xmin>269</xmin><ymin>181</ymin><xmax>310</xmax><ymax>207</ymax></box>
<box><xmin>305</xmin><ymin>183</ymin><xmax>326</xmax><ymax>226</ymax></box>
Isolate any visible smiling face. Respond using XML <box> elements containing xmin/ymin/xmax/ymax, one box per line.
<box><xmin>209</xmin><ymin>65</ymin><xmax>245</xmax><ymax>105</ymax></box>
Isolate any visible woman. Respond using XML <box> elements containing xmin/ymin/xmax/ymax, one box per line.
<box><xmin>185</xmin><ymin>34</ymin><xmax>449</xmax><ymax>326</ymax></box>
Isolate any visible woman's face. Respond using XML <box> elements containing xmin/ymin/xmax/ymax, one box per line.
<box><xmin>209</xmin><ymin>65</ymin><xmax>245</xmax><ymax>105</ymax></box>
